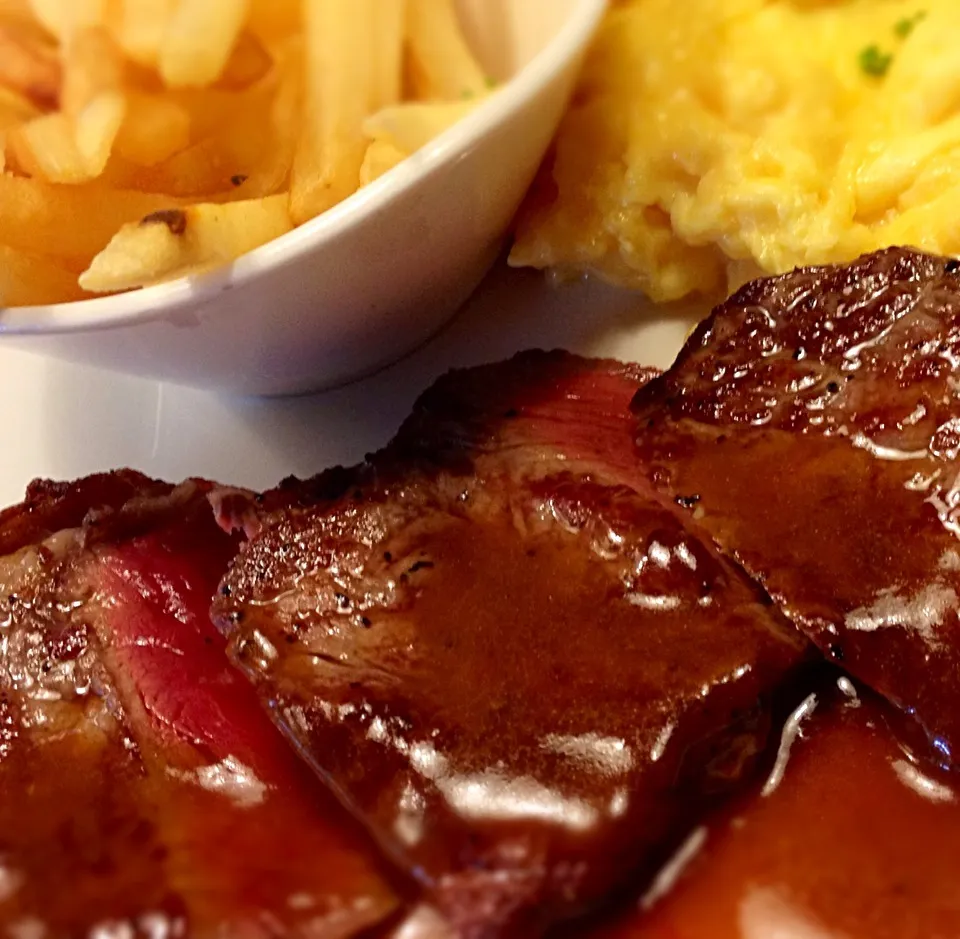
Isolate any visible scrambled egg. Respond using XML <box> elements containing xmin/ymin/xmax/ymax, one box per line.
<box><xmin>511</xmin><ymin>0</ymin><xmax>960</xmax><ymax>302</ymax></box>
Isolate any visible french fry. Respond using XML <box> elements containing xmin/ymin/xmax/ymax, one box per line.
<box><xmin>0</xmin><ymin>85</ymin><xmax>41</xmax><ymax>126</ymax></box>
<box><xmin>131</xmin><ymin>76</ymin><xmax>275</xmax><ymax>195</ymax></box>
<box><xmin>363</xmin><ymin>99</ymin><xmax>481</xmax><ymax>154</ymax></box>
<box><xmin>229</xmin><ymin>37</ymin><xmax>301</xmax><ymax>198</ymax></box>
<box><xmin>0</xmin><ymin>22</ymin><xmax>60</xmax><ymax>110</ymax></box>
<box><xmin>0</xmin><ymin>0</ymin><xmax>487</xmax><ymax>303</ymax></box>
<box><xmin>79</xmin><ymin>193</ymin><xmax>292</xmax><ymax>290</ymax></box>
<box><xmin>0</xmin><ymin>173</ymin><xmax>176</xmax><ymax>261</ymax></box>
<box><xmin>27</xmin><ymin>0</ymin><xmax>105</xmax><ymax>39</ymax></box>
<box><xmin>60</xmin><ymin>26</ymin><xmax>124</xmax><ymax>117</ymax></box>
<box><xmin>358</xmin><ymin>138</ymin><xmax>406</xmax><ymax>186</ymax></box>
<box><xmin>0</xmin><ymin>244</ymin><xmax>90</xmax><ymax>305</ymax></box>
<box><xmin>404</xmin><ymin>0</ymin><xmax>487</xmax><ymax>101</ymax></box>
<box><xmin>215</xmin><ymin>30</ymin><xmax>272</xmax><ymax>90</ymax></box>
<box><xmin>113</xmin><ymin>90</ymin><xmax>189</xmax><ymax>165</ymax></box>
<box><xmin>159</xmin><ymin>0</ymin><xmax>249</xmax><ymax>89</ymax></box>
<box><xmin>74</xmin><ymin>89</ymin><xmax>125</xmax><ymax>175</ymax></box>
<box><xmin>7</xmin><ymin>110</ymin><xmax>88</xmax><ymax>182</ymax></box>
<box><xmin>371</xmin><ymin>0</ymin><xmax>404</xmax><ymax>111</ymax></box>
<box><xmin>0</xmin><ymin>0</ymin><xmax>40</xmax><ymax>27</ymax></box>
<box><xmin>290</xmin><ymin>0</ymin><xmax>374</xmax><ymax>224</ymax></box>
<box><xmin>110</xmin><ymin>0</ymin><xmax>172</xmax><ymax>67</ymax></box>
<box><xmin>247</xmin><ymin>0</ymin><xmax>297</xmax><ymax>41</ymax></box>
<box><xmin>9</xmin><ymin>88</ymin><xmax>125</xmax><ymax>181</ymax></box>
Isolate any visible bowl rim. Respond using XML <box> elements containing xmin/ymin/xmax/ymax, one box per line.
<box><xmin>0</xmin><ymin>0</ymin><xmax>607</xmax><ymax>336</ymax></box>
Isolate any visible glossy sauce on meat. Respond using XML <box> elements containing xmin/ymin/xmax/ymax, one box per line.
<box><xmin>588</xmin><ymin>678</ymin><xmax>960</xmax><ymax>939</ymax></box>
<box><xmin>632</xmin><ymin>248</ymin><xmax>960</xmax><ymax>768</ymax></box>
<box><xmin>0</xmin><ymin>475</ymin><xmax>396</xmax><ymax>938</ymax></box>
<box><xmin>215</xmin><ymin>352</ymin><xmax>809</xmax><ymax>937</ymax></box>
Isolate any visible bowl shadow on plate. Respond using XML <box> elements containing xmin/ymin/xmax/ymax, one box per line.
<box><xmin>38</xmin><ymin>261</ymin><xmax>703</xmax><ymax>489</ymax></box>
<box><xmin>219</xmin><ymin>262</ymin><xmax>702</xmax><ymax>472</ymax></box>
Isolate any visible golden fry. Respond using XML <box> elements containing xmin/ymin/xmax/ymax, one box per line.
<box><xmin>0</xmin><ymin>22</ymin><xmax>60</xmax><ymax>110</ymax></box>
<box><xmin>159</xmin><ymin>0</ymin><xmax>249</xmax><ymax>88</ymax></box>
<box><xmin>27</xmin><ymin>0</ymin><xmax>105</xmax><ymax>39</ymax></box>
<box><xmin>0</xmin><ymin>85</ymin><xmax>40</xmax><ymax>126</ymax></box>
<box><xmin>0</xmin><ymin>0</ymin><xmax>486</xmax><ymax>303</ymax></box>
<box><xmin>405</xmin><ymin>0</ymin><xmax>487</xmax><ymax>101</ymax></box>
<box><xmin>9</xmin><ymin>88</ymin><xmax>124</xmax><ymax>181</ymax></box>
<box><xmin>73</xmin><ymin>89</ymin><xmax>125</xmax><ymax>175</ymax></box>
<box><xmin>80</xmin><ymin>193</ymin><xmax>292</xmax><ymax>290</ymax></box>
<box><xmin>130</xmin><ymin>76</ymin><xmax>275</xmax><ymax>195</ymax></box>
<box><xmin>290</xmin><ymin>0</ymin><xmax>374</xmax><ymax>224</ymax></box>
<box><xmin>246</xmin><ymin>0</ymin><xmax>297</xmax><ymax>40</ymax></box>
<box><xmin>110</xmin><ymin>0</ymin><xmax>172</xmax><ymax>67</ymax></box>
<box><xmin>7</xmin><ymin>110</ymin><xmax>88</xmax><ymax>182</ymax></box>
<box><xmin>358</xmin><ymin>138</ymin><xmax>406</xmax><ymax>186</ymax></box>
<box><xmin>371</xmin><ymin>0</ymin><xmax>404</xmax><ymax>111</ymax></box>
<box><xmin>60</xmin><ymin>26</ymin><xmax>123</xmax><ymax>116</ymax></box>
<box><xmin>0</xmin><ymin>244</ymin><xmax>90</xmax><ymax>305</ymax></box>
<box><xmin>113</xmin><ymin>91</ymin><xmax>189</xmax><ymax>165</ymax></box>
<box><xmin>0</xmin><ymin>173</ymin><xmax>176</xmax><ymax>261</ymax></box>
<box><xmin>215</xmin><ymin>30</ymin><xmax>272</xmax><ymax>90</ymax></box>
<box><xmin>363</xmin><ymin>98</ymin><xmax>480</xmax><ymax>154</ymax></box>
<box><xmin>230</xmin><ymin>37</ymin><xmax>301</xmax><ymax>198</ymax></box>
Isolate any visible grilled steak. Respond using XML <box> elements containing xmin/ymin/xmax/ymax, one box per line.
<box><xmin>213</xmin><ymin>351</ymin><xmax>810</xmax><ymax>938</ymax></box>
<box><xmin>0</xmin><ymin>472</ymin><xmax>396</xmax><ymax>937</ymax></box>
<box><xmin>632</xmin><ymin>247</ymin><xmax>960</xmax><ymax>768</ymax></box>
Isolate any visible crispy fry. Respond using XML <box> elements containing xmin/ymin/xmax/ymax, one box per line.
<box><xmin>0</xmin><ymin>173</ymin><xmax>175</xmax><ymax>260</ymax></box>
<box><xmin>0</xmin><ymin>0</ymin><xmax>487</xmax><ymax>303</ymax></box>
<box><xmin>371</xmin><ymin>0</ymin><xmax>404</xmax><ymax>111</ymax></box>
<box><xmin>247</xmin><ymin>0</ymin><xmax>297</xmax><ymax>41</ymax></box>
<box><xmin>358</xmin><ymin>138</ymin><xmax>406</xmax><ymax>186</ymax></box>
<box><xmin>0</xmin><ymin>0</ymin><xmax>39</xmax><ymax>26</ymax></box>
<box><xmin>290</xmin><ymin>0</ymin><xmax>374</xmax><ymax>224</ymax></box>
<box><xmin>110</xmin><ymin>0</ymin><xmax>172</xmax><ymax>67</ymax></box>
<box><xmin>113</xmin><ymin>90</ymin><xmax>188</xmax><ymax>165</ymax></box>
<box><xmin>0</xmin><ymin>22</ymin><xmax>60</xmax><ymax>110</ymax></box>
<box><xmin>405</xmin><ymin>0</ymin><xmax>487</xmax><ymax>101</ymax></box>
<box><xmin>74</xmin><ymin>89</ymin><xmax>125</xmax><ymax>174</ymax></box>
<box><xmin>27</xmin><ymin>0</ymin><xmax>105</xmax><ymax>38</ymax></box>
<box><xmin>79</xmin><ymin>193</ymin><xmax>292</xmax><ymax>290</ymax></box>
<box><xmin>215</xmin><ymin>30</ymin><xmax>272</xmax><ymax>90</ymax></box>
<box><xmin>0</xmin><ymin>244</ymin><xmax>90</xmax><ymax>305</ymax></box>
<box><xmin>0</xmin><ymin>85</ymin><xmax>40</xmax><ymax>126</ymax></box>
<box><xmin>229</xmin><ymin>37</ymin><xmax>301</xmax><ymax>198</ymax></box>
<box><xmin>159</xmin><ymin>0</ymin><xmax>249</xmax><ymax>89</ymax></box>
<box><xmin>128</xmin><ymin>75</ymin><xmax>275</xmax><ymax>195</ymax></box>
<box><xmin>60</xmin><ymin>26</ymin><xmax>123</xmax><ymax>116</ymax></box>
<box><xmin>9</xmin><ymin>88</ymin><xmax>124</xmax><ymax>181</ymax></box>
<box><xmin>7</xmin><ymin>111</ymin><xmax>87</xmax><ymax>182</ymax></box>
<box><xmin>363</xmin><ymin>98</ymin><xmax>481</xmax><ymax>154</ymax></box>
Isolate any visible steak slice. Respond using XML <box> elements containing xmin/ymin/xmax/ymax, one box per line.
<box><xmin>631</xmin><ymin>247</ymin><xmax>960</xmax><ymax>767</ymax></box>
<box><xmin>213</xmin><ymin>351</ymin><xmax>810</xmax><ymax>938</ymax></box>
<box><xmin>590</xmin><ymin>676</ymin><xmax>960</xmax><ymax>939</ymax></box>
<box><xmin>0</xmin><ymin>473</ymin><xmax>396</xmax><ymax>938</ymax></box>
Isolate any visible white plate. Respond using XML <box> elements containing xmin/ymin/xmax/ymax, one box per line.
<box><xmin>0</xmin><ymin>261</ymin><xmax>703</xmax><ymax>508</ymax></box>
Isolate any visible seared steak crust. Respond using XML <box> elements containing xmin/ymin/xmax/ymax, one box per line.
<box><xmin>0</xmin><ymin>474</ymin><xmax>396</xmax><ymax>938</ymax></box>
<box><xmin>632</xmin><ymin>246</ymin><xmax>960</xmax><ymax>766</ymax></box>
<box><xmin>215</xmin><ymin>351</ymin><xmax>809</xmax><ymax>938</ymax></box>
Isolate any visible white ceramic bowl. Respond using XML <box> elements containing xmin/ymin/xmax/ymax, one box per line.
<box><xmin>0</xmin><ymin>0</ymin><xmax>606</xmax><ymax>396</ymax></box>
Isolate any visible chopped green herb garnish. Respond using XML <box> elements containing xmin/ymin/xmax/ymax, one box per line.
<box><xmin>894</xmin><ymin>10</ymin><xmax>926</xmax><ymax>38</ymax></box>
<box><xmin>859</xmin><ymin>44</ymin><xmax>893</xmax><ymax>77</ymax></box>
<box><xmin>484</xmin><ymin>75</ymin><xmax>496</xmax><ymax>89</ymax></box>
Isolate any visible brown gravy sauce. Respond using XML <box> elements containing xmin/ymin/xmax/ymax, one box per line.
<box><xmin>588</xmin><ymin>677</ymin><xmax>960</xmax><ymax>939</ymax></box>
